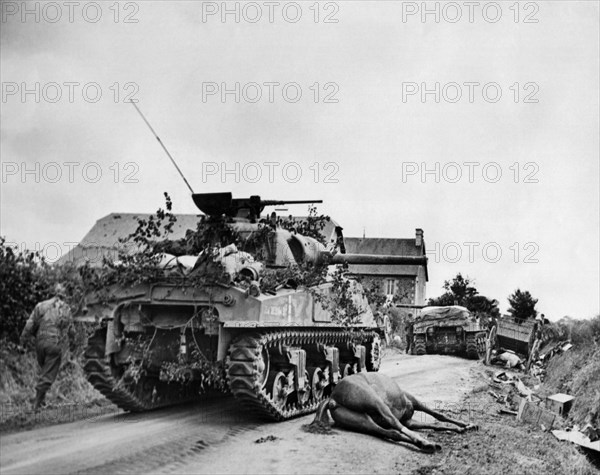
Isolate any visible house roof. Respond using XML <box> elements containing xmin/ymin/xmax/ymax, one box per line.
<box><xmin>343</xmin><ymin>237</ymin><xmax>428</xmax><ymax>280</ymax></box>
<box><xmin>57</xmin><ymin>213</ymin><xmax>424</xmax><ymax>280</ymax></box>
<box><xmin>57</xmin><ymin>213</ymin><xmax>341</xmax><ymax>267</ymax></box>
<box><xmin>56</xmin><ymin>213</ymin><xmax>202</xmax><ymax>266</ymax></box>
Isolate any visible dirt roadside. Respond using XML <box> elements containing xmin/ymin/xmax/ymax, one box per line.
<box><xmin>3</xmin><ymin>353</ymin><xmax>592</xmax><ymax>475</ymax></box>
<box><xmin>0</xmin><ymin>353</ymin><xmax>477</xmax><ymax>475</ymax></box>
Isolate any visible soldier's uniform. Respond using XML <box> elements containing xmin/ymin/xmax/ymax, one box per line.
<box><xmin>20</xmin><ymin>296</ymin><xmax>74</xmax><ymax>409</ymax></box>
<box><xmin>405</xmin><ymin>316</ymin><xmax>414</xmax><ymax>354</ymax></box>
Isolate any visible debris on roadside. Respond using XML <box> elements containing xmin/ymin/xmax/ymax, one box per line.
<box><xmin>582</xmin><ymin>423</ymin><xmax>600</xmax><ymax>442</ymax></box>
<box><xmin>493</xmin><ymin>351</ymin><xmax>524</xmax><ymax>370</ymax></box>
<box><xmin>483</xmin><ymin>368</ymin><xmax>598</xmax><ymax>441</ymax></box>
<box><xmin>255</xmin><ymin>435</ymin><xmax>279</xmax><ymax>444</ymax></box>
<box><xmin>484</xmin><ymin>370</ymin><xmax>561</xmax><ymax>431</ymax></box>
<box><xmin>552</xmin><ymin>428</ymin><xmax>600</xmax><ymax>452</ymax></box>
<box><xmin>539</xmin><ymin>340</ymin><xmax>573</xmax><ymax>363</ymax></box>
<box><xmin>517</xmin><ymin>399</ymin><xmax>556</xmax><ymax>431</ymax></box>
<box><xmin>545</xmin><ymin>393</ymin><xmax>575</xmax><ymax>417</ymax></box>
<box><xmin>486</xmin><ymin>338</ymin><xmax>576</xmax><ymax>387</ymax></box>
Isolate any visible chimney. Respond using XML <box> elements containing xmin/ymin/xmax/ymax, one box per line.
<box><xmin>415</xmin><ymin>228</ymin><xmax>424</xmax><ymax>247</ymax></box>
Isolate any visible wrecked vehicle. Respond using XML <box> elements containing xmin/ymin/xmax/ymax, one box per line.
<box><xmin>412</xmin><ymin>305</ymin><xmax>486</xmax><ymax>359</ymax></box>
<box><xmin>79</xmin><ymin>192</ymin><xmax>428</xmax><ymax>421</ymax></box>
<box><xmin>485</xmin><ymin>317</ymin><xmax>542</xmax><ymax>369</ymax></box>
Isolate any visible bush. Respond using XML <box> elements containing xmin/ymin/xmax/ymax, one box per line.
<box><xmin>541</xmin><ymin>316</ymin><xmax>600</xmax><ymax>429</ymax></box>
<box><xmin>570</xmin><ymin>315</ymin><xmax>600</xmax><ymax>346</ymax></box>
<box><xmin>0</xmin><ymin>238</ymin><xmax>82</xmax><ymax>344</ymax></box>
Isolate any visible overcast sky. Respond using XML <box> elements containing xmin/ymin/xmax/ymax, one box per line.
<box><xmin>1</xmin><ymin>0</ymin><xmax>598</xmax><ymax>319</ymax></box>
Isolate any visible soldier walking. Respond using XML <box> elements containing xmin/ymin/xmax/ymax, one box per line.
<box><xmin>405</xmin><ymin>313</ymin><xmax>414</xmax><ymax>354</ymax></box>
<box><xmin>20</xmin><ymin>283</ymin><xmax>74</xmax><ymax>410</ymax></box>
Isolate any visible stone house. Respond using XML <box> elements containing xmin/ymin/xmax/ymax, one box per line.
<box><xmin>343</xmin><ymin>229</ymin><xmax>428</xmax><ymax>308</ymax></box>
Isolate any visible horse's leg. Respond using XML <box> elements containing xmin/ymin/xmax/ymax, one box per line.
<box><xmin>331</xmin><ymin>405</ymin><xmax>443</xmax><ymax>452</ymax></box>
<box><xmin>408</xmin><ymin>396</ymin><xmax>477</xmax><ymax>431</ymax></box>
<box><xmin>332</xmin><ymin>406</ymin><xmax>413</xmax><ymax>443</ymax></box>
<box><xmin>403</xmin><ymin>418</ymin><xmax>467</xmax><ymax>433</ymax></box>
<box><xmin>333</xmin><ymin>395</ymin><xmax>442</xmax><ymax>452</ymax></box>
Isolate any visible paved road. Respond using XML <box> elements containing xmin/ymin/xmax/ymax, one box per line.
<box><xmin>0</xmin><ymin>354</ymin><xmax>478</xmax><ymax>474</ymax></box>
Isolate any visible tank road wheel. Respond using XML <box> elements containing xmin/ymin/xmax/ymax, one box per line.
<box><xmin>294</xmin><ymin>371</ymin><xmax>311</xmax><ymax>407</ymax></box>
<box><xmin>414</xmin><ymin>335</ymin><xmax>426</xmax><ymax>355</ymax></box>
<box><xmin>228</xmin><ymin>331</ymin><xmax>376</xmax><ymax>420</ymax></box>
<box><xmin>256</xmin><ymin>346</ymin><xmax>270</xmax><ymax>388</ymax></box>
<box><xmin>365</xmin><ymin>335</ymin><xmax>382</xmax><ymax>372</ymax></box>
<box><xmin>340</xmin><ymin>363</ymin><xmax>353</xmax><ymax>378</ymax></box>
<box><xmin>308</xmin><ymin>367</ymin><xmax>326</xmax><ymax>402</ymax></box>
<box><xmin>267</xmin><ymin>371</ymin><xmax>289</xmax><ymax>409</ymax></box>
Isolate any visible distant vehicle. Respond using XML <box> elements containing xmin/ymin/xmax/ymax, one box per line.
<box><xmin>412</xmin><ymin>305</ymin><xmax>486</xmax><ymax>359</ymax></box>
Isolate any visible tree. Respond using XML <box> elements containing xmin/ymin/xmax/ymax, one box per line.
<box><xmin>507</xmin><ymin>289</ymin><xmax>538</xmax><ymax>322</ymax></box>
<box><xmin>428</xmin><ymin>273</ymin><xmax>478</xmax><ymax>307</ymax></box>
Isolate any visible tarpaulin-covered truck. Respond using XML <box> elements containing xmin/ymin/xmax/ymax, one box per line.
<box><xmin>412</xmin><ymin>305</ymin><xmax>486</xmax><ymax>359</ymax></box>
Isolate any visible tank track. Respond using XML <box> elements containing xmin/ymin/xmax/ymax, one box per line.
<box><xmin>466</xmin><ymin>333</ymin><xmax>485</xmax><ymax>360</ymax></box>
<box><xmin>226</xmin><ymin>329</ymin><xmax>379</xmax><ymax>421</ymax></box>
<box><xmin>83</xmin><ymin>327</ymin><xmax>200</xmax><ymax>412</ymax></box>
<box><xmin>414</xmin><ymin>335</ymin><xmax>426</xmax><ymax>355</ymax></box>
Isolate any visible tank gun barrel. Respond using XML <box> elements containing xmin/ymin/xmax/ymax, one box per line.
<box><xmin>193</xmin><ymin>192</ymin><xmax>322</xmax><ymax>220</ymax></box>
<box><xmin>261</xmin><ymin>199</ymin><xmax>323</xmax><ymax>207</ymax></box>
<box><xmin>327</xmin><ymin>253</ymin><xmax>428</xmax><ymax>266</ymax></box>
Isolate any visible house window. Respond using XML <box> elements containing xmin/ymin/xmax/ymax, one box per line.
<box><xmin>386</xmin><ymin>279</ymin><xmax>396</xmax><ymax>296</ymax></box>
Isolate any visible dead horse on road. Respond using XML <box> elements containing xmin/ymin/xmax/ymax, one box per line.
<box><xmin>309</xmin><ymin>372</ymin><xmax>477</xmax><ymax>452</ymax></box>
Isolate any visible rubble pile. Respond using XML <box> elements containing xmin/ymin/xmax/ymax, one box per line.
<box><xmin>528</xmin><ymin>340</ymin><xmax>573</xmax><ymax>380</ymax></box>
<box><xmin>484</xmin><ymin>338</ymin><xmax>599</xmax><ymax>454</ymax></box>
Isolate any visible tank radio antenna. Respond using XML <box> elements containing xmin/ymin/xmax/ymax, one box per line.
<box><xmin>128</xmin><ymin>101</ymin><xmax>195</xmax><ymax>194</ymax></box>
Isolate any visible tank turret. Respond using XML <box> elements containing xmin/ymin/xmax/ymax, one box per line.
<box><xmin>192</xmin><ymin>192</ymin><xmax>323</xmax><ymax>221</ymax></box>
<box><xmin>191</xmin><ymin>192</ymin><xmax>428</xmax><ymax>269</ymax></box>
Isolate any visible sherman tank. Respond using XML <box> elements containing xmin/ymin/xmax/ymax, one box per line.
<box><xmin>80</xmin><ymin>192</ymin><xmax>428</xmax><ymax>421</ymax></box>
<box><xmin>412</xmin><ymin>306</ymin><xmax>486</xmax><ymax>359</ymax></box>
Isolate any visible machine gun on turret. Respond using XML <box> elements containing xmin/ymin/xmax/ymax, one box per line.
<box><xmin>192</xmin><ymin>192</ymin><xmax>322</xmax><ymax>221</ymax></box>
